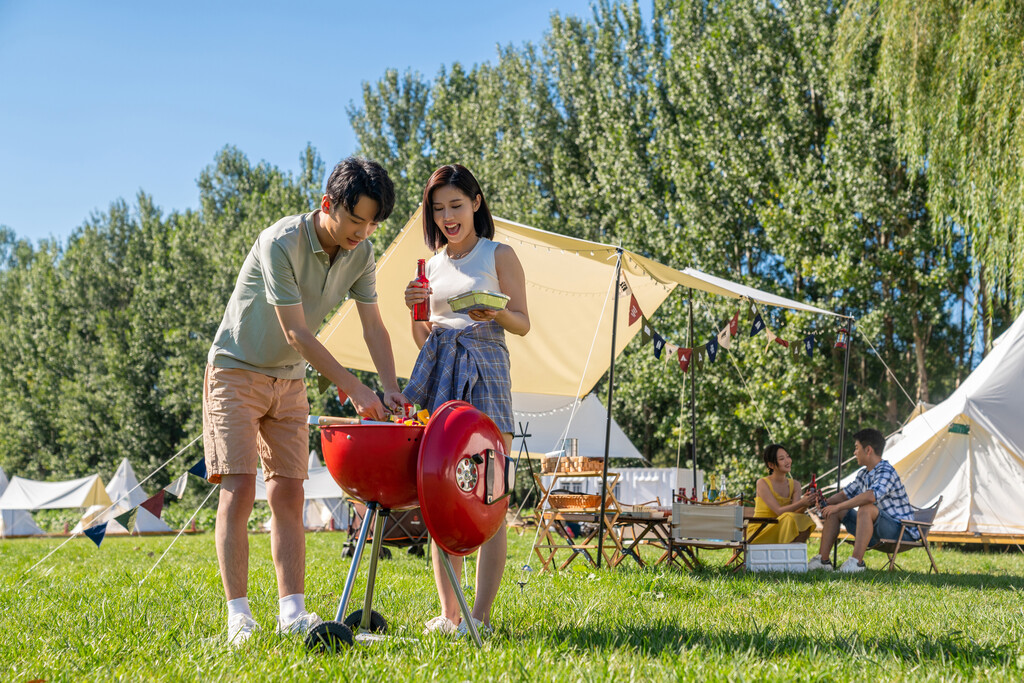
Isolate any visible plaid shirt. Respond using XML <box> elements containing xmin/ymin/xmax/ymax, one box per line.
<box><xmin>844</xmin><ymin>460</ymin><xmax>919</xmax><ymax>540</ymax></box>
<box><xmin>403</xmin><ymin>321</ymin><xmax>514</xmax><ymax>433</ymax></box>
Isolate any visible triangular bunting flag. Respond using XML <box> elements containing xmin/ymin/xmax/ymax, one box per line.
<box><xmin>662</xmin><ymin>342</ymin><xmax>676</xmax><ymax>362</ymax></box>
<box><xmin>766</xmin><ymin>329</ymin><xmax>777</xmax><ymax>344</ymax></box>
<box><xmin>188</xmin><ymin>458</ymin><xmax>208</xmax><ymax>480</ymax></box>
<box><xmin>141</xmin><ymin>490</ymin><xmax>165</xmax><ymax>519</ymax></box>
<box><xmin>84</xmin><ymin>523</ymin><xmax>108</xmax><ymax>548</ymax></box>
<box><xmin>616</xmin><ymin>276</ymin><xmax>633</xmax><ymax>299</ymax></box>
<box><xmin>804</xmin><ymin>334</ymin><xmax>815</xmax><ymax>358</ymax></box>
<box><xmin>729</xmin><ymin>311</ymin><xmax>740</xmax><ymax>336</ymax></box>
<box><xmin>677</xmin><ymin>347</ymin><xmax>691</xmax><ymax>373</ymax></box>
<box><xmin>640</xmin><ymin>317</ymin><xmax>652</xmax><ymax>345</ymax></box>
<box><xmin>164</xmin><ymin>472</ymin><xmax>188</xmax><ymax>500</ymax></box>
<box><xmin>317</xmin><ymin>373</ymin><xmax>331</xmax><ymax>395</ymax></box>
<box><xmin>750</xmin><ymin>313</ymin><xmax>765</xmax><ymax>337</ymax></box>
<box><xmin>717</xmin><ymin>325</ymin><xmax>732</xmax><ymax>350</ymax></box>
<box><xmin>114</xmin><ymin>509</ymin><xmax>139</xmax><ymax>533</ymax></box>
<box><xmin>652</xmin><ymin>332</ymin><xmax>666</xmax><ymax>359</ymax></box>
<box><xmin>706</xmin><ymin>336</ymin><xmax>719</xmax><ymax>363</ymax></box>
<box><xmin>774</xmin><ymin>336</ymin><xmax>790</xmax><ymax>348</ymax></box>
<box><xmin>628</xmin><ymin>295</ymin><xmax>642</xmax><ymax>326</ymax></box>
<box><xmin>693</xmin><ymin>346</ymin><xmax>706</xmax><ymax>371</ymax></box>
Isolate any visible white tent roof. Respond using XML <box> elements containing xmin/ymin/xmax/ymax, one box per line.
<box><xmin>318</xmin><ymin>207</ymin><xmax>842</xmax><ymax>397</ymax></box>
<box><xmin>511</xmin><ymin>393</ymin><xmax>643</xmax><ymax>461</ymax></box>
<box><xmin>0</xmin><ymin>473</ymin><xmax>112</xmax><ymax>511</ymax></box>
<box><xmin>0</xmin><ymin>466</ymin><xmax>44</xmax><ymax>537</ymax></box>
<box><xmin>863</xmin><ymin>313</ymin><xmax>1024</xmax><ymax>535</ymax></box>
<box><xmin>100</xmin><ymin>458</ymin><xmax>171</xmax><ymax>534</ymax></box>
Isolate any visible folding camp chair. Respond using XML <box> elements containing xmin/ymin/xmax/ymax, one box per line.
<box><xmin>869</xmin><ymin>496</ymin><xmax>942</xmax><ymax>573</ymax></box>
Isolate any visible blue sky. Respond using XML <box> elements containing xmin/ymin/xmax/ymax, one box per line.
<box><xmin>0</xmin><ymin>0</ymin><xmax>594</xmax><ymax>244</ymax></box>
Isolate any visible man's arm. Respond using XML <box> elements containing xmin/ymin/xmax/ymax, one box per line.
<box><xmin>355</xmin><ymin>301</ymin><xmax>406</xmax><ymax>409</ymax></box>
<box><xmin>821</xmin><ymin>489</ymin><xmax>876</xmax><ymax>519</ymax></box>
<box><xmin>273</xmin><ymin>303</ymin><xmax>387</xmax><ymax>420</ymax></box>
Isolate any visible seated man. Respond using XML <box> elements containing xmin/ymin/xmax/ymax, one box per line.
<box><xmin>810</xmin><ymin>428</ymin><xmax>919</xmax><ymax>573</ymax></box>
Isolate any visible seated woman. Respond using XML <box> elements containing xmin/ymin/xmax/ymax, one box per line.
<box><xmin>750</xmin><ymin>444</ymin><xmax>816</xmax><ymax>544</ymax></box>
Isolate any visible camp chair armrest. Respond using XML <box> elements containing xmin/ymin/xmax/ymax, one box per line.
<box><xmin>898</xmin><ymin>520</ymin><xmax>933</xmax><ymax>528</ymax></box>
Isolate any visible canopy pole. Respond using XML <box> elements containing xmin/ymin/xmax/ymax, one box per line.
<box><xmin>833</xmin><ymin>317</ymin><xmax>854</xmax><ymax>567</ymax></box>
<box><xmin>597</xmin><ymin>248</ymin><xmax>623</xmax><ymax>569</ymax></box>
<box><xmin>689</xmin><ymin>290</ymin><xmax>697</xmax><ymax>498</ymax></box>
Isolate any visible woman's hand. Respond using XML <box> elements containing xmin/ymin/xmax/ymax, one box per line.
<box><xmin>404</xmin><ymin>280</ymin><xmax>431</xmax><ymax>311</ymax></box>
<box><xmin>467</xmin><ymin>308</ymin><xmax>500</xmax><ymax>323</ymax></box>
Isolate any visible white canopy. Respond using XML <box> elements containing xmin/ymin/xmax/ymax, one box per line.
<box><xmin>0</xmin><ymin>473</ymin><xmax>111</xmax><ymax>511</ymax></box>
<box><xmin>859</xmin><ymin>313</ymin><xmax>1024</xmax><ymax>536</ymax></box>
<box><xmin>0</xmin><ymin>466</ymin><xmax>44</xmax><ymax>537</ymax></box>
<box><xmin>510</xmin><ymin>392</ymin><xmax>643</xmax><ymax>461</ymax></box>
<box><xmin>318</xmin><ymin>207</ymin><xmax>842</xmax><ymax>397</ymax></box>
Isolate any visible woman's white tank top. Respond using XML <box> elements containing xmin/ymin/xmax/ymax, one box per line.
<box><xmin>426</xmin><ymin>237</ymin><xmax>501</xmax><ymax>330</ymax></box>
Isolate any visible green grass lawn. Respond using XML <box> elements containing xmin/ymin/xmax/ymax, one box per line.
<box><xmin>2</xmin><ymin>530</ymin><xmax>1023</xmax><ymax>682</ymax></box>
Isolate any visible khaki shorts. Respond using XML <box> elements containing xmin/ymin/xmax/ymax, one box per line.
<box><xmin>202</xmin><ymin>364</ymin><xmax>309</xmax><ymax>484</ymax></box>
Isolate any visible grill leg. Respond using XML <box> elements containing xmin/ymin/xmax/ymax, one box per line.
<box><xmin>359</xmin><ymin>508</ymin><xmax>390</xmax><ymax>631</ymax></box>
<box><xmin>440</xmin><ymin>551</ymin><xmax>482</xmax><ymax>648</ymax></box>
<box><xmin>334</xmin><ymin>501</ymin><xmax>377</xmax><ymax>622</ymax></box>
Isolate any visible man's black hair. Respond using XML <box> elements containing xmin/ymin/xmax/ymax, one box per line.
<box><xmin>853</xmin><ymin>428</ymin><xmax>886</xmax><ymax>457</ymax></box>
<box><xmin>325</xmin><ymin>157</ymin><xmax>395</xmax><ymax>223</ymax></box>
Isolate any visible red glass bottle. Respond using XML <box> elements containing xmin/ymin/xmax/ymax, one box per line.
<box><xmin>412</xmin><ymin>259</ymin><xmax>430</xmax><ymax>322</ymax></box>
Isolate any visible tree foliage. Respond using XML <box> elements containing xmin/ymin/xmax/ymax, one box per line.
<box><xmin>0</xmin><ymin>0</ymin><xmax>996</xmax><ymax>500</ymax></box>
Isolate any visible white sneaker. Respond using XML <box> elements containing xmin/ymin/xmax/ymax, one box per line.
<box><xmin>227</xmin><ymin>613</ymin><xmax>260</xmax><ymax>647</ymax></box>
<box><xmin>276</xmin><ymin>611</ymin><xmax>323</xmax><ymax>635</ymax></box>
<box><xmin>422</xmin><ymin>615</ymin><xmax>458</xmax><ymax>636</ymax></box>
<box><xmin>839</xmin><ymin>557</ymin><xmax>866</xmax><ymax>573</ymax></box>
<box><xmin>456</xmin><ymin>617</ymin><xmax>493</xmax><ymax>640</ymax></box>
<box><xmin>807</xmin><ymin>556</ymin><xmax>834</xmax><ymax>571</ymax></box>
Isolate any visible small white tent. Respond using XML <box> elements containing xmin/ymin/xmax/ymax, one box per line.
<box><xmin>94</xmin><ymin>458</ymin><xmax>172</xmax><ymax>534</ymax></box>
<box><xmin>0</xmin><ymin>466</ymin><xmax>44</xmax><ymax>537</ymax></box>
<box><xmin>256</xmin><ymin>452</ymin><xmax>348</xmax><ymax>531</ymax></box>
<box><xmin>511</xmin><ymin>392</ymin><xmax>643</xmax><ymax>461</ymax></box>
<box><xmin>873</xmin><ymin>313</ymin><xmax>1024</xmax><ymax>537</ymax></box>
<box><xmin>0</xmin><ymin>472</ymin><xmax>112</xmax><ymax>529</ymax></box>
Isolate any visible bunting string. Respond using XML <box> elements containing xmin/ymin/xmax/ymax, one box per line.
<box><xmin>139</xmin><ymin>483</ymin><xmax>219</xmax><ymax>587</ymax></box>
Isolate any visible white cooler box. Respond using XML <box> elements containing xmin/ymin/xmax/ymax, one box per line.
<box><xmin>745</xmin><ymin>543</ymin><xmax>808</xmax><ymax>572</ymax></box>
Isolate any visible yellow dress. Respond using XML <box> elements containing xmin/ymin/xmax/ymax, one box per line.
<box><xmin>750</xmin><ymin>477</ymin><xmax>814</xmax><ymax>544</ymax></box>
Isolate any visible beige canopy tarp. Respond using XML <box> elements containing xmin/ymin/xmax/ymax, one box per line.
<box><xmin>319</xmin><ymin>206</ymin><xmax>842</xmax><ymax>397</ymax></box>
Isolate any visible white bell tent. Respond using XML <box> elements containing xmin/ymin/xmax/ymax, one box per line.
<box><xmin>97</xmin><ymin>458</ymin><xmax>172</xmax><ymax>534</ymax></box>
<box><xmin>877</xmin><ymin>313</ymin><xmax>1024</xmax><ymax>538</ymax></box>
<box><xmin>0</xmin><ymin>466</ymin><xmax>44</xmax><ymax>537</ymax></box>
<box><xmin>510</xmin><ymin>392</ymin><xmax>643</xmax><ymax>461</ymax></box>
<box><xmin>256</xmin><ymin>451</ymin><xmax>348</xmax><ymax>531</ymax></box>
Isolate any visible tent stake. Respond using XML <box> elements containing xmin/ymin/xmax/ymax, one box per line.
<box><xmin>597</xmin><ymin>248</ymin><xmax>623</xmax><ymax>568</ymax></box>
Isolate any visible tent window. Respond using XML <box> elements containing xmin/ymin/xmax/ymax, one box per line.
<box><xmin>948</xmin><ymin>424</ymin><xmax>970</xmax><ymax>435</ymax></box>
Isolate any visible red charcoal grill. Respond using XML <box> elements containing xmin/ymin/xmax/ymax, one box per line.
<box><xmin>305</xmin><ymin>400</ymin><xmax>514</xmax><ymax>650</ymax></box>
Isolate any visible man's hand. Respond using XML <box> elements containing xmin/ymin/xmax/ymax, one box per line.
<box><xmin>348</xmin><ymin>383</ymin><xmax>387</xmax><ymax>421</ymax></box>
<box><xmin>821</xmin><ymin>504</ymin><xmax>843</xmax><ymax>519</ymax></box>
<box><xmin>382</xmin><ymin>390</ymin><xmax>408</xmax><ymax>414</ymax></box>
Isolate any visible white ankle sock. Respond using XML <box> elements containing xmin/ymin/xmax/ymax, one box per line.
<box><xmin>278</xmin><ymin>593</ymin><xmax>306</xmax><ymax>624</ymax></box>
<box><xmin>227</xmin><ymin>596</ymin><xmax>252</xmax><ymax>621</ymax></box>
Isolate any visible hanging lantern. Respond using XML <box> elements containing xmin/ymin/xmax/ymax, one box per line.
<box><xmin>834</xmin><ymin>327</ymin><xmax>850</xmax><ymax>350</ymax></box>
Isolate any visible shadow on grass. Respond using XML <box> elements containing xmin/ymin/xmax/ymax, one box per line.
<box><xmin>547</xmin><ymin>619</ymin><xmax>1015</xmax><ymax>666</ymax></box>
<box><xmin>665</xmin><ymin>563</ymin><xmax>1024</xmax><ymax>592</ymax></box>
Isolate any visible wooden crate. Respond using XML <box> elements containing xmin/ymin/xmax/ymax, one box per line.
<box><xmin>672</xmin><ymin>503</ymin><xmax>743</xmax><ymax>542</ymax></box>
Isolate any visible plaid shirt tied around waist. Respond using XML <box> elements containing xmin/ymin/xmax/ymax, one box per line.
<box><xmin>403</xmin><ymin>321</ymin><xmax>514</xmax><ymax>434</ymax></box>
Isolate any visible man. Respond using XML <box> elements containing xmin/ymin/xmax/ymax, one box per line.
<box><xmin>203</xmin><ymin>157</ymin><xmax>406</xmax><ymax>646</ymax></box>
<box><xmin>809</xmin><ymin>428</ymin><xmax>919</xmax><ymax>573</ymax></box>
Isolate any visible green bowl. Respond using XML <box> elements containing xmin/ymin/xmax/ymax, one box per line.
<box><xmin>447</xmin><ymin>290</ymin><xmax>510</xmax><ymax>313</ymax></box>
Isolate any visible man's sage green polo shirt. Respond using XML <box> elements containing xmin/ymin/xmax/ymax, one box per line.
<box><xmin>208</xmin><ymin>211</ymin><xmax>377</xmax><ymax>380</ymax></box>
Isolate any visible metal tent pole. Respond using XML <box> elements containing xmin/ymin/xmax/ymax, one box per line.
<box><xmin>833</xmin><ymin>317</ymin><xmax>854</xmax><ymax>567</ymax></box>
<box><xmin>689</xmin><ymin>291</ymin><xmax>697</xmax><ymax>497</ymax></box>
<box><xmin>597</xmin><ymin>248</ymin><xmax>624</xmax><ymax>569</ymax></box>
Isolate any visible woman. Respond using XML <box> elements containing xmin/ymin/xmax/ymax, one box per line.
<box><xmin>750</xmin><ymin>444</ymin><xmax>816</xmax><ymax>544</ymax></box>
<box><xmin>403</xmin><ymin>164</ymin><xmax>530</xmax><ymax>637</ymax></box>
